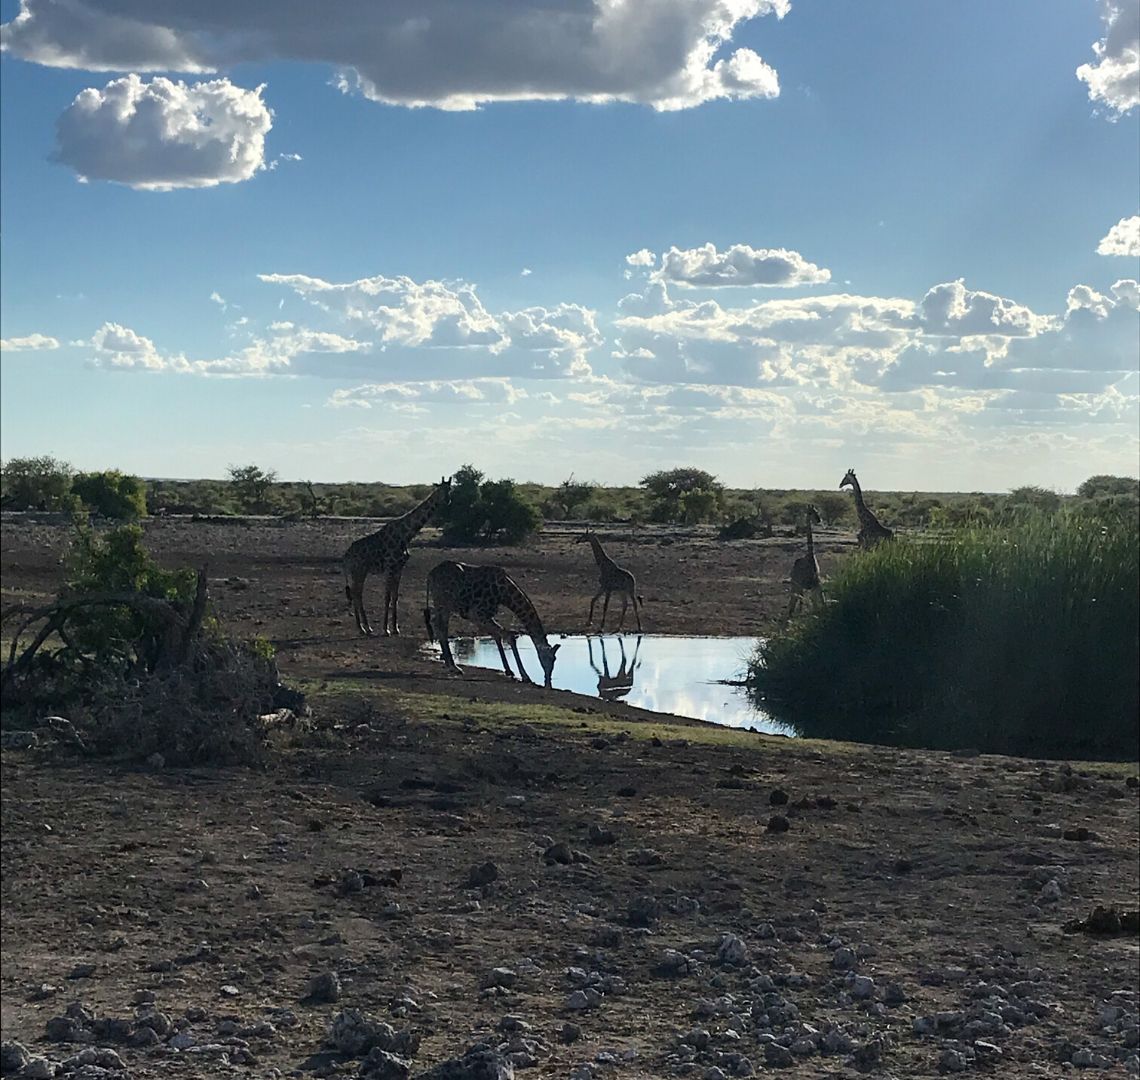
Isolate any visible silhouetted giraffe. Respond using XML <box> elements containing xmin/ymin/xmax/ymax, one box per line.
<box><xmin>785</xmin><ymin>504</ymin><xmax>824</xmax><ymax>620</ymax></box>
<box><xmin>343</xmin><ymin>477</ymin><xmax>451</xmax><ymax>636</ymax></box>
<box><xmin>587</xmin><ymin>635</ymin><xmax>642</xmax><ymax>702</ymax></box>
<box><xmin>423</xmin><ymin>561</ymin><xmax>561</xmax><ymax>687</ymax></box>
<box><xmin>840</xmin><ymin>469</ymin><xmax>894</xmax><ymax>548</ymax></box>
<box><xmin>577</xmin><ymin>528</ymin><xmax>644</xmax><ymax>632</ymax></box>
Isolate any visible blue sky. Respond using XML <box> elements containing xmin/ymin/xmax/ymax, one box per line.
<box><xmin>1</xmin><ymin>0</ymin><xmax>1137</xmax><ymax>491</ymax></box>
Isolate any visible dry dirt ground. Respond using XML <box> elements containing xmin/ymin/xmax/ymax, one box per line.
<box><xmin>1</xmin><ymin>517</ymin><xmax>1138</xmax><ymax>1080</ymax></box>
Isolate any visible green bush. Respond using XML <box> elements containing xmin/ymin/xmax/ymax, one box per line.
<box><xmin>641</xmin><ymin>467</ymin><xmax>724</xmax><ymax>523</ymax></box>
<box><xmin>72</xmin><ymin>470</ymin><xmax>147</xmax><ymax>520</ymax></box>
<box><xmin>227</xmin><ymin>463</ymin><xmax>278</xmax><ymax>513</ymax></box>
<box><xmin>1</xmin><ymin>455</ymin><xmax>78</xmax><ymax>511</ymax></box>
<box><xmin>1077</xmin><ymin>474</ymin><xmax>1139</xmax><ymax>500</ymax></box>
<box><xmin>749</xmin><ymin>512</ymin><xmax>1139</xmax><ymax>760</ymax></box>
<box><xmin>437</xmin><ymin>465</ymin><xmax>541</xmax><ymax>545</ymax></box>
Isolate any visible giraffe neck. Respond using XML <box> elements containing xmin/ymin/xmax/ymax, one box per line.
<box><xmin>587</xmin><ymin>534</ymin><xmax>611</xmax><ymax>568</ymax></box>
<box><xmin>386</xmin><ymin>484</ymin><xmax>446</xmax><ymax>545</ymax></box>
<box><xmin>849</xmin><ymin>477</ymin><xmax>876</xmax><ymax>524</ymax></box>
<box><xmin>806</xmin><ymin>515</ymin><xmax>815</xmax><ymax>558</ymax></box>
<box><xmin>499</xmin><ymin>578</ymin><xmax>549</xmax><ymax>647</ymax></box>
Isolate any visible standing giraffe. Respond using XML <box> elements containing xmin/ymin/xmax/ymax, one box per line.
<box><xmin>839</xmin><ymin>469</ymin><xmax>894</xmax><ymax>548</ymax></box>
<box><xmin>576</xmin><ymin>528</ymin><xmax>644</xmax><ymax>632</ymax></box>
<box><xmin>343</xmin><ymin>477</ymin><xmax>451</xmax><ymax>636</ymax></box>
<box><xmin>423</xmin><ymin>561</ymin><xmax>561</xmax><ymax>687</ymax></box>
<box><xmin>785</xmin><ymin>505</ymin><xmax>824</xmax><ymax>621</ymax></box>
<box><xmin>587</xmin><ymin>635</ymin><xmax>643</xmax><ymax>702</ymax></box>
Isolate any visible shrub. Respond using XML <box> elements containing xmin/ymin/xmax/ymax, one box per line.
<box><xmin>546</xmin><ymin>475</ymin><xmax>596</xmax><ymax>520</ymax></box>
<box><xmin>1007</xmin><ymin>485</ymin><xmax>1061</xmax><ymax>515</ymax></box>
<box><xmin>641</xmin><ymin>467</ymin><xmax>724</xmax><ymax>523</ymax></box>
<box><xmin>1077</xmin><ymin>474</ymin><xmax>1139</xmax><ymax>500</ymax></box>
<box><xmin>227</xmin><ymin>463</ymin><xmax>278</xmax><ymax>513</ymax></box>
<box><xmin>1</xmin><ymin>455</ymin><xmax>77</xmax><ymax>511</ymax></box>
<box><xmin>437</xmin><ymin>465</ymin><xmax>541</xmax><ymax>545</ymax></box>
<box><xmin>749</xmin><ymin>513</ymin><xmax>1139</xmax><ymax>760</ymax></box>
<box><xmin>72</xmin><ymin>470</ymin><xmax>148</xmax><ymax>520</ymax></box>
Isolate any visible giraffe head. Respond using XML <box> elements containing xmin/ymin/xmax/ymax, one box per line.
<box><xmin>574</xmin><ymin>528</ymin><xmax>594</xmax><ymax>544</ymax></box>
<box><xmin>839</xmin><ymin>468</ymin><xmax>858</xmax><ymax>490</ymax></box>
<box><xmin>535</xmin><ymin>638</ymin><xmax>561</xmax><ymax>688</ymax></box>
<box><xmin>807</xmin><ymin>504</ymin><xmax>822</xmax><ymax>526</ymax></box>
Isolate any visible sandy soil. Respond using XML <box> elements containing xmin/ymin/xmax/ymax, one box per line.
<box><xmin>1</xmin><ymin>517</ymin><xmax>1138</xmax><ymax>1079</ymax></box>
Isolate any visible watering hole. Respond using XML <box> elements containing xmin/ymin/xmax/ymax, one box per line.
<box><xmin>437</xmin><ymin>634</ymin><xmax>792</xmax><ymax>736</ymax></box>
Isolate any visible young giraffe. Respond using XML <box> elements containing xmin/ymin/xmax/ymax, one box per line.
<box><xmin>839</xmin><ymin>469</ymin><xmax>894</xmax><ymax>549</ymax></box>
<box><xmin>785</xmin><ymin>505</ymin><xmax>824</xmax><ymax>621</ymax></box>
<box><xmin>576</xmin><ymin>528</ymin><xmax>644</xmax><ymax>632</ymax></box>
<box><xmin>343</xmin><ymin>477</ymin><xmax>451</xmax><ymax>636</ymax></box>
<box><xmin>423</xmin><ymin>561</ymin><xmax>561</xmax><ymax>687</ymax></box>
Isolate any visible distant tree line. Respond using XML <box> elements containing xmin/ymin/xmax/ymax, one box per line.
<box><xmin>3</xmin><ymin>454</ymin><xmax>1136</xmax><ymax>537</ymax></box>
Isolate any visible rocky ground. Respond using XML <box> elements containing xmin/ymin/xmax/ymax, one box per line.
<box><xmin>1</xmin><ymin>517</ymin><xmax>1138</xmax><ymax>1079</ymax></box>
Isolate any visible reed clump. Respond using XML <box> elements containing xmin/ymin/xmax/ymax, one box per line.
<box><xmin>749</xmin><ymin>512</ymin><xmax>1139</xmax><ymax>759</ymax></box>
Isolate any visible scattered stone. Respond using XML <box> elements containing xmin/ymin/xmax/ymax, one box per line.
<box><xmin>146</xmin><ymin>752</ymin><xmax>166</xmax><ymax>769</ymax></box>
<box><xmin>1038</xmin><ymin>879</ymin><xmax>1063</xmax><ymax>904</ymax></box>
<box><xmin>414</xmin><ymin>1044</ymin><xmax>514</xmax><ymax>1079</ymax></box>
<box><xmin>716</xmin><ymin>934</ymin><xmax>749</xmax><ymax>967</ymax></box>
<box><xmin>219</xmin><ymin>985</ymin><xmax>240</xmax><ymax>998</ymax></box>
<box><xmin>0</xmin><ymin>1041</ymin><xmax>30</xmax><ymax>1074</ymax></box>
<box><xmin>848</xmin><ymin>974</ymin><xmax>876</xmax><ymax>999</ymax></box>
<box><xmin>852</xmin><ymin>1039</ymin><xmax>883</xmax><ymax>1071</ymax></box>
<box><xmin>974</xmin><ymin>1040</ymin><xmax>1003</xmax><ymax>1064</ymax></box>
<box><xmin>587</xmin><ymin>825</ymin><xmax>616</xmax><ymax>846</ymax></box>
<box><xmin>1063</xmin><ymin>906</ymin><xmax>1140</xmax><ymax>935</ymax></box>
<box><xmin>831</xmin><ymin>947</ymin><xmax>857</xmax><ymax>971</ymax></box>
<box><xmin>1063</xmin><ymin>826</ymin><xmax>1091</xmax><ymax>842</ymax></box>
<box><xmin>0</xmin><ymin>731</ymin><xmax>37</xmax><ymax>750</ymax></box>
<box><xmin>466</xmin><ymin>861</ymin><xmax>500</xmax><ymax>888</ymax></box>
<box><xmin>764</xmin><ymin>1043</ymin><xmax>794</xmax><ymax>1067</ymax></box>
<box><xmin>482</xmin><ymin>969</ymin><xmax>518</xmax><ymax>990</ymax></box>
<box><xmin>616</xmin><ymin>786</ymin><xmax>637</xmax><ymax>798</ymax></box>
<box><xmin>560</xmin><ymin>1024</ymin><xmax>581</xmax><ymax>1045</ymax></box>
<box><xmin>628</xmin><ymin>895</ymin><xmax>661</xmax><ymax>927</ymax></box>
<box><xmin>627</xmin><ymin>848</ymin><xmax>663</xmax><ymax>867</ymax></box>
<box><xmin>360</xmin><ymin>1047</ymin><xmax>412</xmax><ymax>1079</ymax></box>
<box><xmin>306</xmin><ymin>971</ymin><xmax>341</xmax><ymax>1003</ymax></box>
<box><xmin>769</xmin><ymin>789</ymin><xmax>789</xmax><ymax>806</ymax></box>
<box><xmin>17</xmin><ymin>1058</ymin><xmax>53</xmax><ymax>1080</ymax></box>
<box><xmin>656</xmin><ymin>949</ymin><xmax>694</xmax><ymax>977</ymax></box>
<box><xmin>544</xmin><ymin>843</ymin><xmax>574</xmax><ymax>865</ymax></box>
<box><xmin>67</xmin><ymin>964</ymin><xmax>97</xmax><ymax>980</ymax></box>
<box><xmin>766</xmin><ymin>815</ymin><xmax>790</xmax><ymax>834</ymax></box>
<box><xmin>502</xmin><ymin>796</ymin><xmax>526</xmax><ymax>808</ymax></box>
<box><xmin>939</xmin><ymin>1048</ymin><xmax>968</xmax><ymax>1072</ymax></box>
<box><xmin>884</xmin><ymin>982</ymin><xmax>908</xmax><ymax>1005</ymax></box>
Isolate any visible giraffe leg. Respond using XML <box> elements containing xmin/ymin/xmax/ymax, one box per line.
<box><xmin>350</xmin><ymin>574</ymin><xmax>371</xmax><ymax>635</ymax></box>
<box><xmin>617</xmin><ymin>594</ymin><xmax>628</xmax><ymax>631</ymax></box>
<box><xmin>784</xmin><ymin>590</ymin><xmax>801</xmax><ymax>623</ymax></box>
<box><xmin>381</xmin><ymin>579</ymin><xmax>394</xmax><ymax>637</ymax></box>
<box><xmin>389</xmin><ymin>572</ymin><xmax>402</xmax><ymax>635</ymax></box>
<box><xmin>600</xmin><ymin>591</ymin><xmax>612</xmax><ymax>630</ymax></box>
<box><xmin>587</xmin><ymin>591</ymin><xmax>604</xmax><ymax>627</ymax></box>
<box><xmin>507</xmin><ymin>634</ymin><xmax>532</xmax><ymax>684</ymax></box>
<box><xmin>633</xmin><ymin>592</ymin><xmax>643</xmax><ymax>632</ymax></box>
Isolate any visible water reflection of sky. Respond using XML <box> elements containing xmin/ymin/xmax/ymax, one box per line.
<box><xmin>443</xmin><ymin>634</ymin><xmax>793</xmax><ymax>736</ymax></box>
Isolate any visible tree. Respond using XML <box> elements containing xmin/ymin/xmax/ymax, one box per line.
<box><xmin>1</xmin><ymin>455</ymin><xmax>77</xmax><ymax>511</ymax></box>
<box><xmin>72</xmin><ymin>470</ymin><xmax>147</xmax><ymax>520</ymax></box>
<box><xmin>1007</xmin><ymin>485</ymin><xmax>1061</xmax><ymax>514</ymax></box>
<box><xmin>1077</xmin><ymin>475</ymin><xmax>1139</xmax><ymax>500</ymax></box>
<box><xmin>547</xmin><ymin>474</ymin><xmax>595</xmax><ymax>520</ymax></box>
<box><xmin>437</xmin><ymin>465</ymin><xmax>541</xmax><ymax>545</ymax></box>
<box><xmin>227</xmin><ymin>464</ymin><xmax>278</xmax><ymax>513</ymax></box>
<box><xmin>640</xmin><ymin>467</ymin><xmax>724</xmax><ymax>523</ymax></box>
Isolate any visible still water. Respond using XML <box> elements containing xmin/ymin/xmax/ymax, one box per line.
<box><xmin>444</xmin><ymin>633</ymin><xmax>792</xmax><ymax>736</ymax></box>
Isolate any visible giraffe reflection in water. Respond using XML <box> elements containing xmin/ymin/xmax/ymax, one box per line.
<box><xmin>587</xmin><ymin>635</ymin><xmax>643</xmax><ymax>702</ymax></box>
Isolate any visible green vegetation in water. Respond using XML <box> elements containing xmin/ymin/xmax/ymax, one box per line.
<box><xmin>749</xmin><ymin>512</ymin><xmax>1140</xmax><ymax>760</ymax></box>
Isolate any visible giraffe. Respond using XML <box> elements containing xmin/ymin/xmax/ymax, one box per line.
<box><xmin>839</xmin><ymin>469</ymin><xmax>894</xmax><ymax>548</ymax></box>
<box><xmin>343</xmin><ymin>477</ymin><xmax>451</xmax><ymax>636</ymax></box>
<box><xmin>576</xmin><ymin>528</ymin><xmax>644</xmax><ymax>632</ymax></box>
<box><xmin>587</xmin><ymin>634</ymin><xmax>643</xmax><ymax>702</ymax></box>
<box><xmin>785</xmin><ymin>505</ymin><xmax>824</xmax><ymax>621</ymax></box>
<box><xmin>423</xmin><ymin>561</ymin><xmax>561</xmax><ymax>687</ymax></box>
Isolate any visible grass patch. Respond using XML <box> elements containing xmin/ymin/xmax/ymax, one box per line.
<box><xmin>749</xmin><ymin>512</ymin><xmax>1139</xmax><ymax>760</ymax></box>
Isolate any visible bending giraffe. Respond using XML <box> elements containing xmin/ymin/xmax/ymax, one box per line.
<box><xmin>423</xmin><ymin>561</ymin><xmax>561</xmax><ymax>687</ymax></box>
<box><xmin>576</xmin><ymin>528</ymin><xmax>644</xmax><ymax>632</ymax></box>
<box><xmin>785</xmin><ymin>505</ymin><xmax>824</xmax><ymax>621</ymax></box>
<box><xmin>839</xmin><ymin>469</ymin><xmax>894</xmax><ymax>549</ymax></box>
<box><xmin>343</xmin><ymin>477</ymin><xmax>451</xmax><ymax>636</ymax></box>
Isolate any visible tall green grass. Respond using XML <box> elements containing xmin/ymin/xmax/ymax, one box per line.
<box><xmin>749</xmin><ymin>513</ymin><xmax>1139</xmax><ymax>759</ymax></box>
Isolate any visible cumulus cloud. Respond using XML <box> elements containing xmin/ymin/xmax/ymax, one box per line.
<box><xmin>917</xmin><ymin>279</ymin><xmax>1054</xmax><ymax>337</ymax></box>
<box><xmin>328</xmin><ymin>378</ymin><xmax>527</xmax><ymax>409</ymax></box>
<box><xmin>1097</xmin><ymin>214</ymin><xmax>1140</xmax><ymax>256</ymax></box>
<box><xmin>2</xmin><ymin>0</ymin><xmax>789</xmax><ymax>111</ymax></box>
<box><xmin>1</xmin><ymin>332</ymin><xmax>60</xmax><ymax>351</ymax></box>
<box><xmin>649</xmin><ymin>242</ymin><xmax>831</xmax><ymax>288</ymax></box>
<box><xmin>1076</xmin><ymin>0</ymin><xmax>1140</xmax><ymax>115</ymax></box>
<box><xmin>88</xmin><ymin>321</ymin><xmax>166</xmax><ymax>369</ymax></box>
<box><xmin>260</xmin><ymin>271</ymin><xmax>602</xmax><ymax>379</ymax></box>
<box><xmin>54</xmin><ymin>74</ymin><xmax>272</xmax><ymax>190</ymax></box>
<box><xmin>625</xmin><ymin>249</ymin><xmax>657</xmax><ymax>268</ymax></box>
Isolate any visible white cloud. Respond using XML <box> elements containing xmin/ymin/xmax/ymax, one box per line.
<box><xmin>1076</xmin><ymin>0</ymin><xmax>1140</xmax><ymax>116</ymax></box>
<box><xmin>259</xmin><ymin>271</ymin><xmax>602</xmax><ymax>380</ymax></box>
<box><xmin>329</xmin><ymin>378</ymin><xmax>527</xmax><ymax>409</ymax></box>
<box><xmin>1097</xmin><ymin>214</ymin><xmax>1140</xmax><ymax>256</ymax></box>
<box><xmin>649</xmin><ymin>242</ymin><xmax>831</xmax><ymax>288</ymax></box>
<box><xmin>917</xmin><ymin>279</ymin><xmax>1054</xmax><ymax>338</ymax></box>
<box><xmin>625</xmin><ymin>249</ymin><xmax>657</xmax><ymax>268</ymax></box>
<box><xmin>520</xmin><ymin>267</ymin><xmax>533</xmax><ymax>277</ymax></box>
<box><xmin>89</xmin><ymin>321</ymin><xmax>166</xmax><ymax>369</ymax></box>
<box><xmin>53</xmin><ymin>75</ymin><xmax>272</xmax><ymax>190</ymax></box>
<box><xmin>2</xmin><ymin>1</ymin><xmax>789</xmax><ymax>112</ymax></box>
<box><xmin>1</xmin><ymin>332</ymin><xmax>60</xmax><ymax>351</ymax></box>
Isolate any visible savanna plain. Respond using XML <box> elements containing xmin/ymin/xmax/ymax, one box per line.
<box><xmin>1</xmin><ymin>501</ymin><xmax>1138</xmax><ymax>1079</ymax></box>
